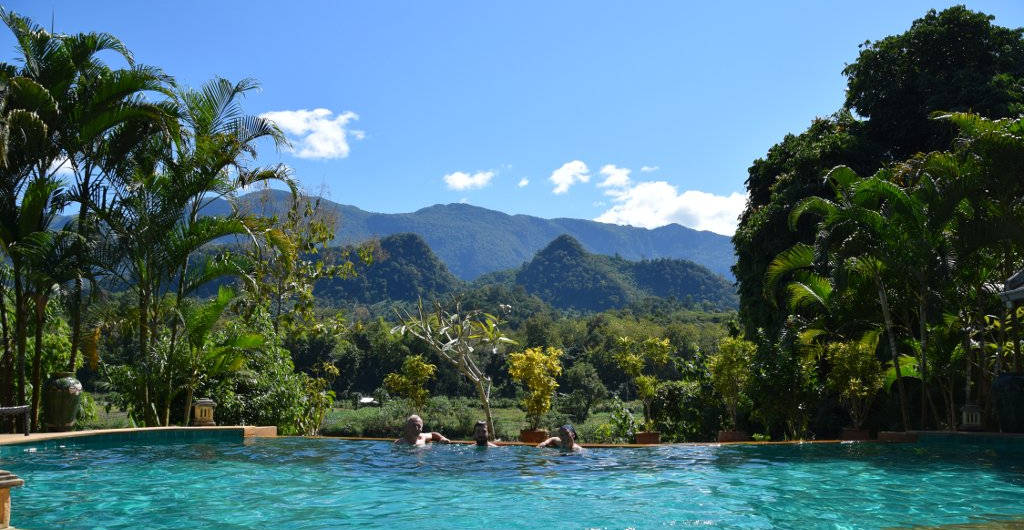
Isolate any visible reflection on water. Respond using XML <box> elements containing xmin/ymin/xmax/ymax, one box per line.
<box><xmin>5</xmin><ymin>437</ymin><xmax>1024</xmax><ymax>529</ymax></box>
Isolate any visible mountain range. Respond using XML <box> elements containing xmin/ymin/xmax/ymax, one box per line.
<box><xmin>315</xmin><ymin>232</ymin><xmax>738</xmax><ymax>313</ymax></box>
<box><xmin>214</xmin><ymin>189</ymin><xmax>736</xmax><ymax>280</ymax></box>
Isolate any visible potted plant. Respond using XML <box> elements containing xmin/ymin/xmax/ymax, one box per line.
<box><xmin>709</xmin><ymin>337</ymin><xmax>755</xmax><ymax>442</ymax></box>
<box><xmin>613</xmin><ymin>336</ymin><xmax>671</xmax><ymax>444</ymax></box>
<box><xmin>507</xmin><ymin>346</ymin><xmax>562</xmax><ymax>443</ymax></box>
<box><xmin>825</xmin><ymin>340</ymin><xmax>883</xmax><ymax>440</ymax></box>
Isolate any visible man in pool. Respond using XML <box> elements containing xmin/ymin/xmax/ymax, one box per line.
<box><xmin>473</xmin><ymin>420</ymin><xmax>498</xmax><ymax>447</ymax></box>
<box><xmin>537</xmin><ymin>424</ymin><xmax>582</xmax><ymax>451</ymax></box>
<box><xmin>395</xmin><ymin>415</ymin><xmax>451</xmax><ymax>445</ymax></box>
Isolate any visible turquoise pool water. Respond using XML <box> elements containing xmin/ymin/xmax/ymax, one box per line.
<box><xmin>4</xmin><ymin>436</ymin><xmax>1024</xmax><ymax>528</ymax></box>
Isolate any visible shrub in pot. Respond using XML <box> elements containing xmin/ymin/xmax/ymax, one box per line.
<box><xmin>613</xmin><ymin>336</ymin><xmax>672</xmax><ymax>444</ymax></box>
<box><xmin>507</xmin><ymin>346</ymin><xmax>563</xmax><ymax>442</ymax></box>
<box><xmin>824</xmin><ymin>340</ymin><xmax>883</xmax><ymax>440</ymax></box>
<box><xmin>710</xmin><ymin>337</ymin><xmax>755</xmax><ymax>442</ymax></box>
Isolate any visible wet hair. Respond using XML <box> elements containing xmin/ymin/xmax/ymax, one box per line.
<box><xmin>475</xmin><ymin>421</ymin><xmax>489</xmax><ymax>446</ymax></box>
<box><xmin>560</xmin><ymin>424</ymin><xmax>578</xmax><ymax>442</ymax></box>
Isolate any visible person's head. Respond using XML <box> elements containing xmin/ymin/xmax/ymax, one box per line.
<box><xmin>474</xmin><ymin>421</ymin><xmax>489</xmax><ymax>444</ymax></box>
<box><xmin>404</xmin><ymin>415</ymin><xmax>424</xmax><ymax>438</ymax></box>
<box><xmin>558</xmin><ymin>424</ymin><xmax>577</xmax><ymax>448</ymax></box>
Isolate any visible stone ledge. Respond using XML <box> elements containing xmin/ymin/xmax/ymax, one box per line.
<box><xmin>243</xmin><ymin>426</ymin><xmax>277</xmax><ymax>438</ymax></box>
<box><xmin>0</xmin><ymin>426</ymin><xmax>276</xmax><ymax>446</ymax></box>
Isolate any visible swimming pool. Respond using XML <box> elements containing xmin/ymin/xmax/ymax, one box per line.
<box><xmin>4</xmin><ymin>436</ymin><xmax>1024</xmax><ymax>528</ymax></box>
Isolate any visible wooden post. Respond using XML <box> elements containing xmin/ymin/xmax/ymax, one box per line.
<box><xmin>0</xmin><ymin>470</ymin><xmax>24</xmax><ymax>529</ymax></box>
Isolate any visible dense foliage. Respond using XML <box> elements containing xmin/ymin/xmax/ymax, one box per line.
<box><xmin>10</xmin><ymin>4</ymin><xmax>1021</xmax><ymax>444</ymax></box>
<box><xmin>732</xmin><ymin>5</ymin><xmax>1024</xmax><ymax>438</ymax></box>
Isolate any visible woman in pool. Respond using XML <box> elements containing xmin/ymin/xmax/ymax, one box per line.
<box><xmin>537</xmin><ymin>424</ymin><xmax>582</xmax><ymax>451</ymax></box>
<box><xmin>473</xmin><ymin>421</ymin><xmax>498</xmax><ymax>447</ymax></box>
<box><xmin>395</xmin><ymin>415</ymin><xmax>451</xmax><ymax>445</ymax></box>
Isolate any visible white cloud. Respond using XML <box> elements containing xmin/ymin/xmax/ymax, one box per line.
<box><xmin>443</xmin><ymin>170</ymin><xmax>494</xmax><ymax>191</ymax></box>
<box><xmin>259</xmin><ymin>108</ymin><xmax>362</xmax><ymax>159</ymax></box>
<box><xmin>518</xmin><ymin>178</ymin><xmax>529</xmax><ymax>187</ymax></box>
<box><xmin>595</xmin><ymin>180</ymin><xmax>746</xmax><ymax>236</ymax></box>
<box><xmin>641</xmin><ymin>165</ymin><xmax>659</xmax><ymax>172</ymax></box>
<box><xmin>549</xmin><ymin>160</ymin><xmax>590</xmax><ymax>194</ymax></box>
<box><xmin>598</xmin><ymin>164</ymin><xmax>631</xmax><ymax>189</ymax></box>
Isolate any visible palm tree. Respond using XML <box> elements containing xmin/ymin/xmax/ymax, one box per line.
<box><xmin>790</xmin><ymin>166</ymin><xmax>913</xmax><ymax>430</ymax></box>
<box><xmin>0</xmin><ymin>9</ymin><xmax>169</xmax><ymax>431</ymax></box>
<box><xmin>177</xmin><ymin>286</ymin><xmax>261</xmax><ymax>425</ymax></box>
<box><xmin>24</xmin><ymin>226</ymin><xmax>81</xmax><ymax>430</ymax></box>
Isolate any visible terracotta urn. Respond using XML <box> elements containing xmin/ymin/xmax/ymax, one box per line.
<box><xmin>634</xmin><ymin>431</ymin><xmax>661</xmax><ymax>444</ymax></box>
<box><xmin>717</xmin><ymin>430</ymin><xmax>749</xmax><ymax>442</ymax></box>
<box><xmin>519</xmin><ymin>429</ymin><xmax>549</xmax><ymax>444</ymax></box>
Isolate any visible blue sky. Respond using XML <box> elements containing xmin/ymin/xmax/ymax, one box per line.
<box><xmin>6</xmin><ymin>1</ymin><xmax>1024</xmax><ymax>234</ymax></box>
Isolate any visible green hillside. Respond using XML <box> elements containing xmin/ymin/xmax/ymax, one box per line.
<box><xmin>218</xmin><ymin>189</ymin><xmax>735</xmax><ymax>280</ymax></box>
<box><xmin>314</xmin><ymin>233</ymin><xmax>462</xmax><ymax>304</ymax></box>
<box><xmin>313</xmin><ymin>232</ymin><xmax>736</xmax><ymax>314</ymax></box>
<box><xmin>511</xmin><ymin>235</ymin><xmax>737</xmax><ymax>312</ymax></box>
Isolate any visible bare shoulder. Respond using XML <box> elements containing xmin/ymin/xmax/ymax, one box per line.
<box><xmin>537</xmin><ymin>437</ymin><xmax>561</xmax><ymax>448</ymax></box>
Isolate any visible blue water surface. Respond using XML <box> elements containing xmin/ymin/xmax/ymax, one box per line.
<box><xmin>4</xmin><ymin>437</ymin><xmax>1024</xmax><ymax>529</ymax></box>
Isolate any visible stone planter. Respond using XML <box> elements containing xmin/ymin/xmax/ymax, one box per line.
<box><xmin>717</xmin><ymin>430</ymin><xmax>749</xmax><ymax>442</ymax></box>
<box><xmin>519</xmin><ymin>429</ymin><xmax>548</xmax><ymax>444</ymax></box>
<box><xmin>43</xmin><ymin>372</ymin><xmax>82</xmax><ymax>432</ymax></box>
<box><xmin>840</xmin><ymin>428</ymin><xmax>870</xmax><ymax>441</ymax></box>
<box><xmin>193</xmin><ymin>398</ymin><xmax>217</xmax><ymax>427</ymax></box>
<box><xmin>634</xmin><ymin>431</ymin><xmax>660</xmax><ymax>444</ymax></box>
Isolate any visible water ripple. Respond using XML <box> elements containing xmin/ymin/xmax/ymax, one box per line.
<box><xmin>3</xmin><ymin>437</ymin><xmax>1024</xmax><ymax>528</ymax></box>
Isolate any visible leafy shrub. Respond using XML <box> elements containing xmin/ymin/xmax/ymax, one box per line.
<box><xmin>559</xmin><ymin>362</ymin><xmax>607</xmax><ymax>422</ymax></box>
<box><xmin>383</xmin><ymin>355</ymin><xmax>437</xmax><ymax>412</ymax></box>
<box><xmin>709</xmin><ymin>337</ymin><xmax>756</xmax><ymax>429</ymax></box>
<box><xmin>650</xmin><ymin>380</ymin><xmax>721</xmax><ymax>442</ymax></box>
<box><xmin>507</xmin><ymin>347</ymin><xmax>563</xmax><ymax>429</ymax></box>
<box><xmin>612</xmin><ymin>336</ymin><xmax>671</xmax><ymax>430</ymax></box>
<box><xmin>609</xmin><ymin>399</ymin><xmax>639</xmax><ymax>442</ymax></box>
<box><xmin>824</xmin><ymin>340</ymin><xmax>883</xmax><ymax>429</ymax></box>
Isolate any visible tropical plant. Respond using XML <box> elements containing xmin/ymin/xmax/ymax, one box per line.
<box><xmin>507</xmin><ymin>346</ymin><xmax>562</xmax><ymax>430</ymax></box>
<box><xmin>709</xmin><ymin>337</ymin><xmax>755</xmax><ymax>431</ymax></box>
<box><xmin>560</xmin><ymin>361</ymin><xmax>607</xmax><ymax>422</ymax></box>
<box><xmin>788</xmin><ymin>165</ymin><xmax>913</xmax><ymax>430</ymax></box>
<box><xmin>824</xmin><ymin>339</ymin><xmax>884</xmax><ymax>430</ymax></box>
<box><xmin>176</xmin><ymin>286</ymin><xmax>261</xmax><ymax>425</ymax></box>
<box><xmin>612</xmin><ymin>335</ymin><xmax>671</xmax><ymax>431</ymax></box>
<box><xmin>383</xmin><ymin>354</ymin><xmax>437</xmax><ymax>412</ymax></box>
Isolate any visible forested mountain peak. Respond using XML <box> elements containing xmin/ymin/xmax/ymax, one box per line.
<box><xmin>219</xmin><ymin>189</ymin><xmax>735</xmax><ymax>280</ymax></box>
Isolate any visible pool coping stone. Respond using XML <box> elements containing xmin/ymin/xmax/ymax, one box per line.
<box><xmin>0</xmin><ymin>425</ymin><xmax>277</xmax><ymax>446</ymax></box>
